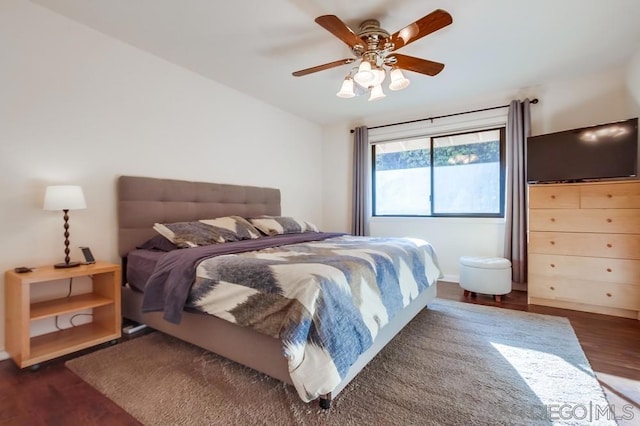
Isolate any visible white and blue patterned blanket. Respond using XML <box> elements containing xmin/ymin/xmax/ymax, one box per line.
<box><xmin>184</xmin><ymin>235</ymin><xmax>441</xmax><ymax>402</ymax></box>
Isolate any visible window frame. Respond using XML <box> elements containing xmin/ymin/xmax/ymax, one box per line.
<box><xmin>371</xmin><ymin>126</ymin><xmax>506</xmax><ymax>218</ymax></box>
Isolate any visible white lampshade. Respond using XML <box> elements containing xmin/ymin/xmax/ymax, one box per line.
<box><xmin>368</xmin><ymin>84</ymin><xmax>386</xmax><ymax>101</ymax></box>
<box><xmin>353</xmin><ymin>60</ymin><xmax>375</xmax><ymax>87</ymax></box>
<box><xmin>44</xmin><ymin>185</ymin><xmax>87</xmax><ymax>211</ymax></box>
<box><xmin>336</xmin><ymin>77</ymin><xmax>355</xmax><ymax>98</ymax></box>
<box><xmin>373</xmin><ymin>67</ymin><xmax>386</xmax><ymax>86</ymax></box>
<box><xmin>389</xmin><ymin>68</ymin><xmax>410</xmax><ymax>91</ymax></box>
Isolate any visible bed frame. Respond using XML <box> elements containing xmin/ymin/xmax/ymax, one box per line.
<box><xmin>117</xmin><ymin>175</ymin><xmax>437</xmax><ymax>408</ymax></box>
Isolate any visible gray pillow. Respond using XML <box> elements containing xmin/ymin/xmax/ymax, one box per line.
<box><xmin>248</xmin><ymin>216</ymin><xmax>319</xmax><ymax>236</ymax></box>
<box><xmin>153</xmin><ymin>216</ymin><xmax>262</xmax><ymax>248</ymax></box>
<box><xmin>199</xmin><ymin>216</ymin><xmax>261</xmax><ymax>242</ymax></box>
<box><xmin>153</xmin><ymin>221</ymin><xmax>225</xmax><ymax>248</ymax></box>
<box><xmin>136</xmin><ymin>234</ymin><xmax>178</xmax><ymax>252</ymax></box>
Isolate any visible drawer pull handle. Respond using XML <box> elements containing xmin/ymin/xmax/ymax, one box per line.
<box><xmin>550</xmin><ymin>241</ymin><xmax>555</xmax><ymax>245</ymax></box>
<box><xmin>550</xmin><ymin>286</ymin><xmax>555</xmax><ymax>291</ymax></box>
<box><xmin>550</xmin><ymin>218</ymin><xmax>556</xmax><ymax>222</ymax></box>
<box><xmin>550</xmin><ymin>264</ymin><xmax>555</xmax><ymax>268</ymax></box>
<box><xmin>606</xmin><ymin>293</ymin><xmax>612</xmax><ymax>297</ymax></box>
<box><xmin>606</xmin><ymin>218</ymin><xmax>612</xmax><ymax>223</ymax></box>
<box><xmin>606</xmin><ymin>243</ymin><xmax>612</xmax><ymax>248</ymax></box>
<box><xmin>551</xmin><ymin>195</ymin><xmax>556</xmax><ymax>199</ymax></box>
<box><xmin>606</xmin><ymin>268</ymin><xmax>612</xmax><ymax>272</ymax></box>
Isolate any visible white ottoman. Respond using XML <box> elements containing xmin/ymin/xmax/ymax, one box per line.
<box><xmin>459</xmin><ymin>256</ymin><xmax>512</xmax><ymax>302</ymax></box>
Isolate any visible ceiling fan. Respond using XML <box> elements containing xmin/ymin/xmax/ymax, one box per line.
<box><xmin>292</xmin><ymin>9</ymin><xmax>453</xmax><ymax>100</ymax></box>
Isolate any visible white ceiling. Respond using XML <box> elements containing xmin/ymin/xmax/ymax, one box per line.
<box><xmin>31</xmin><ymin>0</ymin><xmax>640</xmax><ymax>125</ymax></box>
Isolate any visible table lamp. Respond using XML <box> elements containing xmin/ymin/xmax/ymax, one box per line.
<box><xmin>44</xmin><ymin>185</ymin><xmax>87</xmax><ymax>268</ymax></box>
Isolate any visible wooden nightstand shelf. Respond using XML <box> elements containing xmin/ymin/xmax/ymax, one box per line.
<box><xmin>5</xmin><ymin>262</ymin><xmax>122</xmax><ymax>368</ymax></box>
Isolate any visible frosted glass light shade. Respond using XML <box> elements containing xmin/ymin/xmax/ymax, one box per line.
<box><xmin>44</xmin><ymin>185</ymin><xmax>87</xmax><ymax>211</ymax></box>
<box><xmin>374</xmin><ymin>67</ymin><xmax>386</xmax><ymax>86</ymax></box>
<box><xmin>336</xmin><ymin>77</ymin><xmax>355</xmax><ymax>98</ymax></box>
<box><xmin>368</xmin><ymin>84</ymin><xmax>386</xmax><ymax>101</ymax></box>
<box><xmin>389</xmin><ymin>68</ymin><xmax>410</xmax><ymax>91</ymax></box>
<box><xmin>353</xmin><ymin>60</ymin><xmax>375</xmax><ymax>87</ymax></box>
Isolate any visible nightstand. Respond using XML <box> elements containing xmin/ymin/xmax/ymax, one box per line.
<box><xmin>4</xmin><ymin>262</ymin><xmax>121</xmax><ymax>368</ymax></box>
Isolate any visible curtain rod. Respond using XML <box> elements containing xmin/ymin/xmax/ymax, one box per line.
<box><xmin>350</xmin><ymin>98</ymin><xmax>539</xmax><ymax>133</ymax></box>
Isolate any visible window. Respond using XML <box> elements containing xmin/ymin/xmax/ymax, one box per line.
<box><xmin>372</xmin><ymin>127</ymin><xmax>505</xmax><ymax>217</ymax></box>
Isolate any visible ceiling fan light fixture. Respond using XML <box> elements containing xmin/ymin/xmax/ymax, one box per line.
<box><xmin>336</xmin><ymin>77</ymin><xmax>356</xmax><ymax>98</ymax></box>
<box><xmin>353</xmin><ymin>60</ymin><xmax>375</xmax><ymax>87</ymax></box>
<box><xmin>368</xmin><ymin>84</ymin><xmax>386</xmax><ymax>101</ymax></box>
<box><xmin>295</xmin><ymin>10</ymin><xmax>453</xmax><ymax>101</ymax></box>
<box><xmin>389</xmin><ymin>67</ymin><xmax>410</xmax><ymax>91</ymax></box>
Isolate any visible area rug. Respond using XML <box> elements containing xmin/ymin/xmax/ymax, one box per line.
<box><xmin>66</xmin><ymin>299</ymin><xmax>615</xmax><ymax>425</ymax></box>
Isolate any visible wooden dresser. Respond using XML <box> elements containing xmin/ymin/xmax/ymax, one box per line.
<box><xmin>528</xmin><ymin>180</ymin><xmax>640</xmax><ymax>319</ymax></box>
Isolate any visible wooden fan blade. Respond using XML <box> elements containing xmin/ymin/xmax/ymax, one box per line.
<box><xmin>292</xmin><ymin>58</ymin><xmax>355</xmax><ymax>77</ymax></box>
<box><xmin>315</xmin><ymin>15</ymin><xmax>366</xmax><ymax>49</ymax></box>
<box><xmin>390</xmin><ymin>9</ymin><xmax>452</xmax><ymax>51</ymax></box>
<box><xmin>394</xmin><ymin>54</ymin><xmax>445</xmax><ymax>76</ymax></box>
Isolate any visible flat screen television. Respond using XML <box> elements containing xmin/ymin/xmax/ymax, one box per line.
<box><xmin>526</xmin><ymin>117</ymin><xmax>639</xmax><ymax>183</ymax></box>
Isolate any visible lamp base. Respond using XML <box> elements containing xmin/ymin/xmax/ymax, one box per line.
<box><xmin>54</xmin><ymin>261</ymin><xmax>81</xmax><ymax>269</ymax></box>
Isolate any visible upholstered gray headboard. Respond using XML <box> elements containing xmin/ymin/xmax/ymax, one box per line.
<box><xmin>117</xmin><ymin>176</ymin><xmax>281</xmax><ymax>257</ymax></box>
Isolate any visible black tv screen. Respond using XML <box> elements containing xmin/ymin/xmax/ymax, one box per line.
<box><xmin>526</xmin><ymin>118</ymin><xmax>639</xmax><ymax>183</ymax></box>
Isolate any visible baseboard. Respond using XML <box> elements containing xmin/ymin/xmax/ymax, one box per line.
<box><xmin>439</xmin><ymin>274</ymin><xmax>459</xmax><ymax>284</ymax></box>
<box><xmin>0</xmin><ymin>351</ymin><xmax>9</xmax><ymax>361</ymax></box>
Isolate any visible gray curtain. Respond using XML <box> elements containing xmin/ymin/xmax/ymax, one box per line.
<box><xmin>352</xmin><ymin>126</ymin><xmax>369</xmax><ymax>236</ymax></box>
<box><xmin>505</xmin><ymin>99</ymin><xmax>531</xmax><ymax>284</ymax></box>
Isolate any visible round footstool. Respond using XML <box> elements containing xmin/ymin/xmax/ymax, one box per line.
<box><xmin>459</xmin><ymin>256</ymin><xmax>512</xmax><ymax>302</ymax></box>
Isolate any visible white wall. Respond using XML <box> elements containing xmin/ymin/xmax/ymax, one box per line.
<box><xmin>0</xmin><ymin>1</ymin><xmax>323</xmax><ymax>355</ymax></box>
<box><xmin>628</xmin><ymin>48</ymin><xmax>640</xmax><ymax>109</ymax></box>
<box><xmin>321</xmin><ymin>65</ymin><xmax>639</xmax><ymax>283</ymax></box>
<box><xmin>322</xmin><ymin>122</ymin><xmax>353</xmax><ymax>233</ymax></box>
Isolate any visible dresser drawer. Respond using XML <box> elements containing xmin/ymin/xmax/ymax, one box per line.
<box><xmin>528</xmin><ymin>276</ymin><xmax>640</xmax><ymax>311</ymax></box>
<box><xmin>529</xmin><ymin>232</ymin><xmax>640</xmax><ymax>259</ymax></box>
<box><xmin>529</xmin><ymin>253</ymin><xmax>640</xmax><ymax>285</ymax></box>
<box><xmin>529</xmin><ymin>209</ymin><xmax>640</xmax><ymax>233</ymax></box>
<box><xmin>529</xmin><ymin>185</ymin><xmax>579</xmax><ymax>209</ymax></box>
<box><xmin>580</xmin><ymin>181</ymin><xmax>640</xmax><ymax>209</ymax></box>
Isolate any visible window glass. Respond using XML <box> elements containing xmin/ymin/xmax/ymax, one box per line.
<box><xmin>372</xmin><ymin>128</ymin><xmax>505</xmax><ymax>217</ymax></box>
<box><xmin>373</xmin><ymin>138</ymin><xmax>431</xmax><ymax>215</ymax></box>
<box><xmin>432</xmin><ymin>130</ymin><xmax>503</xmax><ymax>215</ymax></box>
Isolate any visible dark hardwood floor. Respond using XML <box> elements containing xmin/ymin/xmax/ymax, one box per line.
<box><xmin>1</xmin><ymin>282</ymin><xmax>638</xmax><ymax>425</ymax></box>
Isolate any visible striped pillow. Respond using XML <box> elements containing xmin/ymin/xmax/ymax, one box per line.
<box><xmin>153</xmin><ymin>216</ymin><xmax>261</xmax><ymax>248</ymax></box>
<box><xmin>248</xmin><ymin>216</ymin><xmax>319</xmax><ymax>236</ymax></box>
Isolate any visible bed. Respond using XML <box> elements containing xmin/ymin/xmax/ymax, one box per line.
<box><xmin>117</xmin><ymin>175</ymin><xmax>441</xmax><ymax>408</ymax></box>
